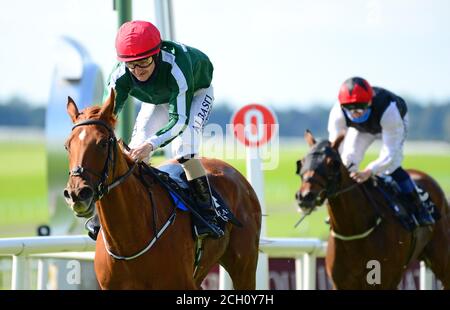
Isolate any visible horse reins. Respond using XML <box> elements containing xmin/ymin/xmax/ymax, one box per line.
<box><xmin>70</xmin><ymin>119</ymin><xmax>179</xmax><ymax>261</ymax></box>
<box><xmin>298</xmin><ymin>142</ymin><xmax>383</xmax><ymax>241</ymax></box>
<box><xmin>297</xmin><ymin>141</ymin><xmax>345</xmax><ymax>202</ymax></box>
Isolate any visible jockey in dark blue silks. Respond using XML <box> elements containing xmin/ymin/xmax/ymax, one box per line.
<box><xmin>328</xmin><ymin>76</ymin><xmax>434</xmax><ymax>226</ymax></box>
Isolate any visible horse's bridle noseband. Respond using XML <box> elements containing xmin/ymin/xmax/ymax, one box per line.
<box><xmin>296</xmin><ymin>141</ymin><xmax>343</xmax><ymax>201</ymax></box>
<box><xmin>296</xmin><ymin>140</ymin><xmax>383</xmax><ymax>241</ymax></box>
<box><xmin>69</xmin><ymin>119</ymin><xmax>136</xmax><ymax>201</ymax></box>
<box><xmin>69</xmin><ymin>119</ymin><xmax>179</xmax><ymax>261</ymax></box>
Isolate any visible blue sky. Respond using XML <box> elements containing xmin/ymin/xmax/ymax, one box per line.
<box><xmin>1</xmin><ymin>0</ymin><xmax>450</xmax><ymax>109</ymax></box>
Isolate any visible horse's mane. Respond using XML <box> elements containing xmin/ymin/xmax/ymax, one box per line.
<box><xmin>118</xmin><ymin>142</ymin><xmax>141</xmax><ymax>168</ymax></box>
<box><xmin>78</xmin><ymin>105</ymin><xmax>118</xmax><ymax>128</ymax></box>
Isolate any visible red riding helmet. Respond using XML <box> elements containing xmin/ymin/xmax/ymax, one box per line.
<box><xmin>338</xmin><ymin>77</ymin><xmax>374</xmax><ymax>105</ymax></box>
<box><xmin>115</xmin><ymin>20</ymin><xmax>161</xmax><ymax>62</ymax></box>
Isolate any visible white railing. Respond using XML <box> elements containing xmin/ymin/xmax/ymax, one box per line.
<box><xmin>259</xmin><ymin>237</ymin><xmax>327</xmax><ymax>290</ymax></box>
<box><xmin>0</xmin><ymin>235</ymin><xmax>435</xmax><ymax>290</ymax></box>
<box><xmin>0</xmin><ymin>236</ymin><xmax>95</xmax><ymax>289</ymax></box>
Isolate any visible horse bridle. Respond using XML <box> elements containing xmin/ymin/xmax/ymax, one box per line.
<box><xmin>69</xmin><ymin>119</ymin><xmax>180</xmax><ymax>261</ymax></box>
<box><xmin>296</xmin><ymin>141</ymin><xmax>345</xmax><ymax>201</ymax></box>
<box><xmin>296</xmin><ymin>141</ymin><xmax>383</xmax><ymax>241</ymax></box>
<box><xmin>69</xmin><ymin>119</ymin><xmax>136</xmax><ymax>202</ymax></box>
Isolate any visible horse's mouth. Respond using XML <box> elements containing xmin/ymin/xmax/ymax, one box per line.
<box><xmin>296</xmin><ymin>191</ymin><xmax>326</xmax><ymax>212</ymax></box>
<box><xmin>298</xmin><ymin>202</ymin><xmax>317</xmax><ymax>214</ymax></box>
<box><xmin>69</xmin><ymin>200</ymin><xmax>95</xmax><ymax>218</ymax></box>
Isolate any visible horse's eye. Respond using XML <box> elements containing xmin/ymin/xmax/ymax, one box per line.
<box><xmin>331</xmin><ymin>159</ymin><xmax>340</xmax><ymax>170</ymax></box>
<box><xmin>100</xmin><ymin>140</ymin><xmax>109</xmax><ymax>149</ymax></box>
<box><xmin>64</xmin><ymin>144</ymin><xmax>69</xmax><ymax>151</ymax></box>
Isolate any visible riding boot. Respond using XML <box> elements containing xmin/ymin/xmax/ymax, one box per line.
<box><xmin>188</xmin><ymin>176</ymin><xmax>224</xmax><ymax>239</ymax></box>
<box><xmin>85</xmin><ymin>214</ymin><xmax>100</xmax><ymax>241</ymax></box>
<box><xmin>402</xmin><ymin>190</ymin><xmax>435</xmax><ymax>226</ymax></box>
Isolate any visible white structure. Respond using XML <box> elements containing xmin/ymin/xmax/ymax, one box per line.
<box><xmin>0</xmin><ymin>236</ymin><xmax>94</xmax><ymax>289</ymax></box>
<box><xmin>230</xmin><ymin>104</ymin><xmax>279</xmax><ymax>289</ymax></box>
<box><xmin>0</xmin><ymin>235</ymin><xmax>436</xmax><ymax>290</ymax></box>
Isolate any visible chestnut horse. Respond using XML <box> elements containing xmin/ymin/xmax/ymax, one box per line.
<box><xmin>63</xmin><ymin>91</ymin><xmax>261</xmax><ymax>289</ymax></box>
<box><xmin>295</xmin><ymin>131</ymin><xmax>450</xmax><ymax>289</ymax></box>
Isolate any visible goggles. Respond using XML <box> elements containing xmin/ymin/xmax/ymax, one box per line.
<box><xmin>342</xmin><ymin>102</ymin><xmax>370</xmax><ymax>114</ymax></box>
<box><xmin>125</xmin><ymin>56</ymin><xmax>154</xmax><ymax>70</ymax></box>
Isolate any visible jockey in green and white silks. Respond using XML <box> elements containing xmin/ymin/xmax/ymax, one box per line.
<box><xmin>85</xmin><ymin>20</ymin><xmax>224</xmax><ymax>241</ymax></box>
<box><xmin>105</xmin><ymin>40</ymin><xmax>214</xmax><ymax>158</ymax></box>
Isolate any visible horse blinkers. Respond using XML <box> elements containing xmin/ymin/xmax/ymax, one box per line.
<box><xmin>295</xmin><ymin>160</ymin><xmax>302</xmax><ymax>176</ymax></box>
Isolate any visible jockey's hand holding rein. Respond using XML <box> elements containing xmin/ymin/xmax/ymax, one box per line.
<box><xmin>328</xmin><ymin>77</ymin><xmax>435</xmax><ymax>227</ymax></box>
<box><xmin>350</xmin><ymin>168</ymin><xmax>373</xmax><ymax>183</ymax></box>
<box><xmin>128</xmin><ymin>142</ymin><xmax>154</xmax><ymax>162</ymax></box>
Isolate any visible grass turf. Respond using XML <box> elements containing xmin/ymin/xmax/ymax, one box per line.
<box><xmin>0</xmin><ymin>141</ymin><xmax>449</xmax><ymax>239</ymax></box>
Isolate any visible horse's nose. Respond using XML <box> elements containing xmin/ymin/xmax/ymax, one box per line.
<box><xmin>296</xmin><ymin>190</ymin><xmax>316</xmax><ymax>205</ymax></box>
<box><xmin>64</xmin><ymin>186</ymin><xmax>94</xmax><ymax>202</ymax></box>
<box><xmin>303</xmin><ymin>191</ymin><xmax>316</xmax><ymax>202</ymax></box>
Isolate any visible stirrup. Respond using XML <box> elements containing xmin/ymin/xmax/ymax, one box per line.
<box><xmin>86</xmin><ymin>225</ymin><xmax>99</xmax><ymax>241</ymax></box>
<box><xmin>88</xmin><ymin>230</ymin><xmax>98</xmax><ymax>241</ymax></box>
<box><xmin>194</xmin><ymin>223</ymin><xmax>224</xmax><ymax>240</ymax></box>
<box><xmin>416</xmin><ymin>209</ymin><xmax>435</xmax><ymax>226</ymax></box>
<box><xmin>85</xmin><ymin>216</ymin><xmax>100</xmax><ymax>241</ymax></box>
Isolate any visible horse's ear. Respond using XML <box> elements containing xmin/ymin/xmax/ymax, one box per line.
<box><xmin>67</xmin><ymin>96</ymin><xmax>79</xmax><ymax>123</ymax></box>
<box><xmin>304</xmin><ymin>129</ymin><xmax>316</xmax><ymax>147</ymax></box>
<box><xmin>331</xmin><ymin>131</ymin><xmax>346</xmax><ymax>150</ymax></box>
<box><xmin>100</xmin><ymin>88</ymin><xmax>116</xmax><ymax>119</ymax></box>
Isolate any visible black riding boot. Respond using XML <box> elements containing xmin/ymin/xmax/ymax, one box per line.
<box><xmin>188</xmin><ymin>176</ymin><xmax>224</xmax><ymax>239</ymax></box>
<box><xmin>85</xmin><ymin>214</ymin><xmax>100</xmax><ymax>241</ymax></box>
<box><xmin>403</xmin><ymin>190</ymin><xmax>435</xmax><ymax>226</ymax></box>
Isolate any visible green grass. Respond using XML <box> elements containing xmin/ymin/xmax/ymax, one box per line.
<box><xmin>201</xmin><ymin>143</ymin><xmax>450</xmax><ymax>240</ymax></box>
<box><xmin>218</xmin><ymin>147</ymin><xmax>330</xmax><ymax>238</ymax></box>
<box><xmin>0</xmin><ymin>142</ymin><xmax>48</xmax><ymax>237</ymax></box>
<box><xmin>402</xmin><ymin>154</ymin><xmax>450</xmax><ymax>192</ymax></box>
<box><xmin>0</xmin><ymin>141</ymin><xmax>449</xmax><ymax>240</ymax></box>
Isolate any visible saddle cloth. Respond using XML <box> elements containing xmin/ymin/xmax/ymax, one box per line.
<box><xmin>155</xmin><ymin>163</ymin><xmax>241</xmax><ymax>227</ymax></box>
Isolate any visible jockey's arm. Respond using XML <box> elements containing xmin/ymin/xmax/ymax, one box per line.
<box><xmin>128</xmin><ymin>103</ymin><xmax>155</xmax><ymax>149</ymax></box>
<box><xmin>112</xmin><ymin>90</ymin><xmax>131</xmax><ymax>116</ymax></box>
<box><xmin>328</xmin><ymin>101</ymin><xmax>347</xmax><ymax>143</ymax></box>
<box><xmin>146</xmin><ymin>90</ymin><xmax>189</xmax><ymax>150</ymax></box>
<box><xmin>366</xmin><ymin>102</ymin><xmax>405</xmax><ymax>175</ymax></box>
<box><xmin>103</xmin><ymin>64</ymin><xmax>131</xmax><ymax>116</ymax></box>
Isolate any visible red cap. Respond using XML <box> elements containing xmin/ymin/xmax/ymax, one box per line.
<box><xmin>115</xmin><ymin>20</ymin><xmax>161</xmax><ymax>62</ymax></box>
<box><xmin>338</xmin><ymin>77</ymin><xmax>374</xmax><ymax>105</ymax></box>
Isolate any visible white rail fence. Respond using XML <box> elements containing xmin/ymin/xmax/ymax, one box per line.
<box><xmin>0</xmin><ymin>236</ymin><xmax>435</xmax><ymax>290</ymax></box>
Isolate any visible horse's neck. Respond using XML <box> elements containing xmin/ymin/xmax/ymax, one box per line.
<box><xmin>97</xmin><ymin>156</ymin><xmax>160</xmax><ymax>255</ymax></box>
<box><xmin>327</xmin><ymin>173</ymin><xmax>378</xmax><ymax>236</ymax></box>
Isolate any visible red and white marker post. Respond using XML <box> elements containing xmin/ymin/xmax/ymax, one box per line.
<box><xmin>229</xmin><ymin>103</ymin><xmax>278</xmax><ymax>289</ymax></box>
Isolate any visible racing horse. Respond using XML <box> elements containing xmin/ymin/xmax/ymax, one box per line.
<box><xmin>63</xmin><ymin>91</ymin><xmax>261</xmax><ymax>289</ymax></box>
<box><xmin>295</xmin><ymin>130</ymin><xmax>450</xmax><ymax>289</ymax></box>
